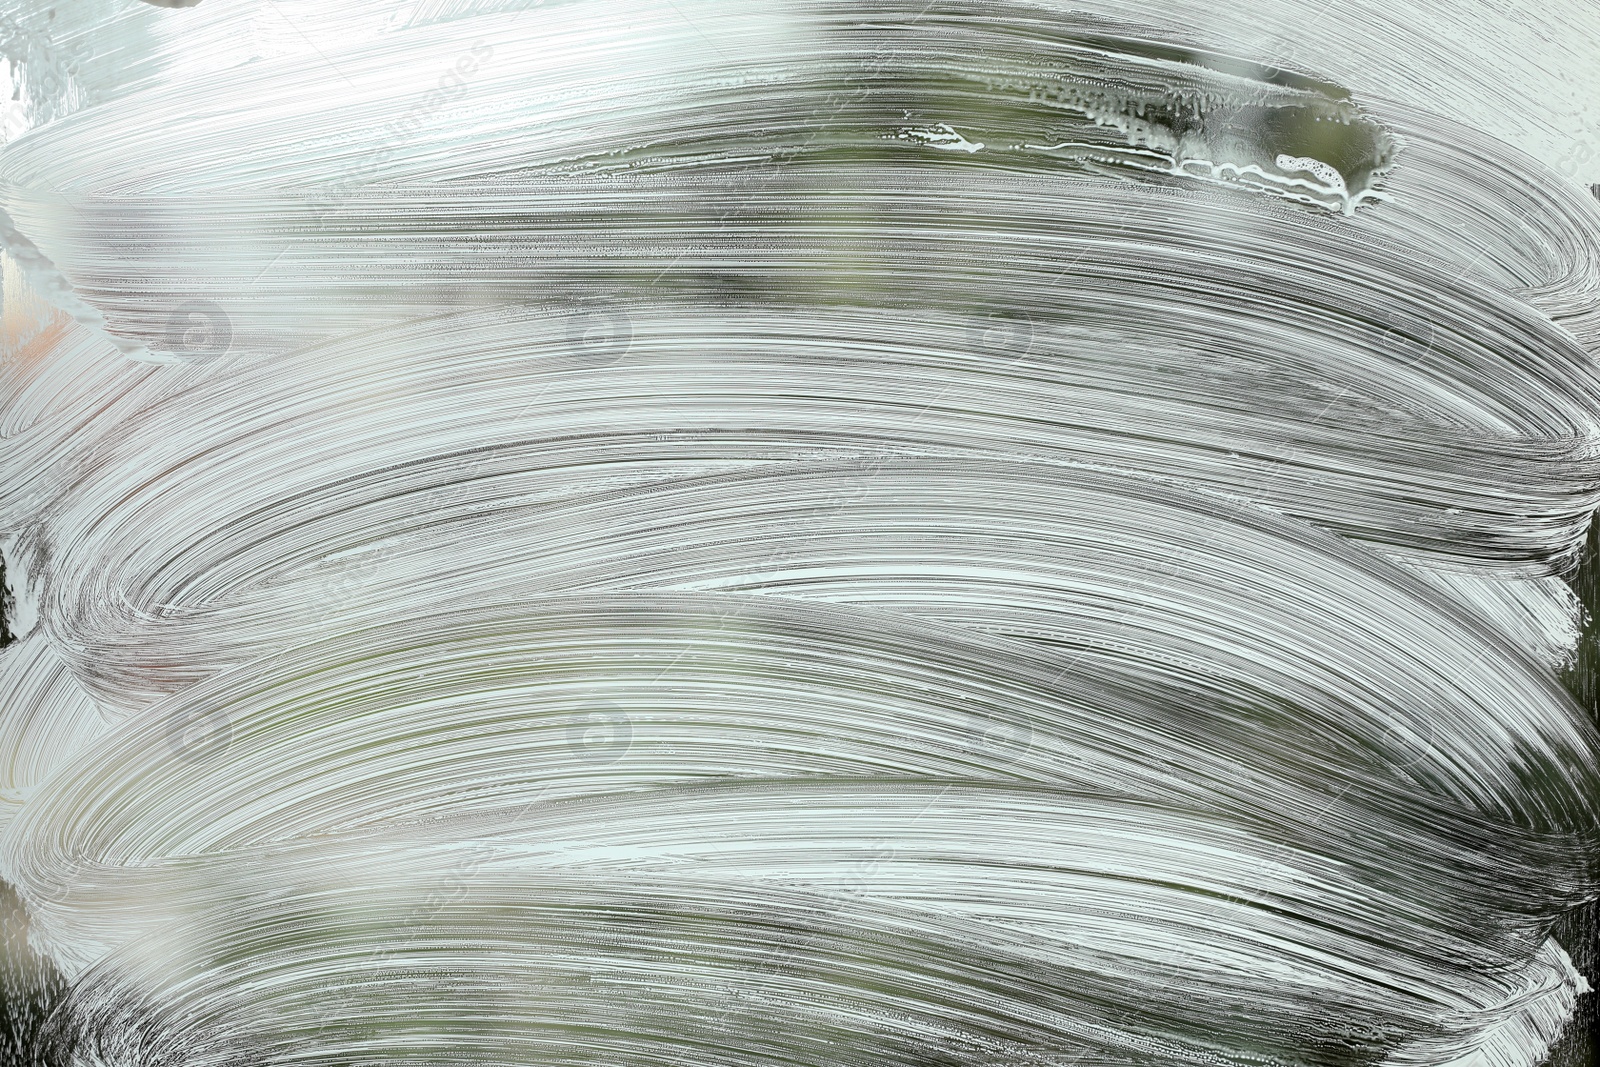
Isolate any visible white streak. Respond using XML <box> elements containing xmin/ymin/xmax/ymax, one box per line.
<box><xmin>1</xmin><ymin>2</ymin><xmax>1597</xmax><ymax>1066</ymax></box>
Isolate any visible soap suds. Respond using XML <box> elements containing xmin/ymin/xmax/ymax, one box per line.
<box><xmin>0</xmin><ymin>2</ymin><xmax>1597</xmax><ymax>1066</ymax></box>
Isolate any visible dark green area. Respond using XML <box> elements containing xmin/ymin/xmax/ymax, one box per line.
<box><xmin>0</xmin><ymin>880</ymin><xmax>67</xmax><ymax>1066</ymax></box>
<box><xmin>1553</xmin><ymin>512</ymin><xmax>1600</xmax><ymax>1067</ymax></box>
<box><xmin>0</xmin><ymin>553</ymin><xmax>12</xmax><ymax>651</ymax></box>
<box><xmin>0</xmin><ymin>578</ymin><xmax>63</xmax><ymax>1063</ymax></box>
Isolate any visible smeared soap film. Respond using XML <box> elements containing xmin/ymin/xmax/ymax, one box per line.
<box><xmin>0</xmin><ymin>1</ymin><xmax>1598</xmax><ymax>1066</ymax></box>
